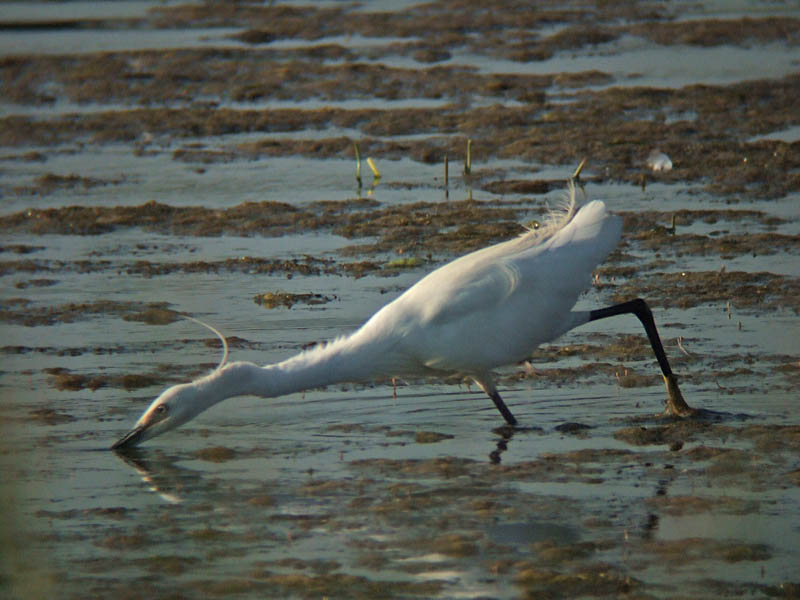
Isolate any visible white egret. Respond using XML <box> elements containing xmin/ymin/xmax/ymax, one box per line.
<box><xmin>112</xmin><ymin>182</ymin><xmax>693</xmax><ymax>449</ymax></box>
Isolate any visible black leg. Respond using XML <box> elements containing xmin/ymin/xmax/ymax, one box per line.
<box><xmin>589</xmin><ymin>299</ymin><xmax>673</xmax><ymax>376</ymax></box>
<box><xmin>489</xmin><ymin>389</ymin><xmax>518</xmax><ymax>426</ymax></box>
<box><xmin>589</xmin><ymin>298</ymin><xmax>695</xmax><ymax>416</ymax></box>
<box><xmin>474</xmin><ymin>377</ymin><xmax>519</xmax><ymax>425</ymax></box>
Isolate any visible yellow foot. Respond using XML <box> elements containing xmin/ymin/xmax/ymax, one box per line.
<box><xmin>663</xmin><ymin>373</ymin><xmax>695</xmax><ymax>416</ymax></box>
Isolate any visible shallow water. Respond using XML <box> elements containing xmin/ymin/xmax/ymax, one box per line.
<box><xmin>1</xmin><ymin>1</ymin><xmax>799</xmax><ymax>599</ymax></box>
<box><xmin>454</xmin><ymin>38</ymin><xmax>800</xmax><ymax>87</ymax></box>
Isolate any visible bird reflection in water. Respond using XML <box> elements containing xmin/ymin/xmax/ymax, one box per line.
<box><xmin>115</xmin><ymin>449</ymin><xmax>189</xmax><ymax>504</ymax></box>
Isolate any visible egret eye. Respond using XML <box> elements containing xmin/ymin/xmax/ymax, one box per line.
<box><xmin>155</xmin><ymin>404</ymin><xmax>168</xmax><ymax>415</ymax></box>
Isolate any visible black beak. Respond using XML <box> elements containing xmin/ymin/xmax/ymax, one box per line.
<box><xmin>111</xmin><ymin>425</ymin><xmax>146</xmax><ymax>450</ymax></box>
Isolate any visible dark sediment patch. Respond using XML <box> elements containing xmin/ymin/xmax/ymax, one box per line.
<box><xmin>351</xmin><ymin>456</ymin><xmax>481</xmax><ymax>479</ymax></box>
<box><xmin>408</xmin><ymin>532</ymin><xmax>481</xmax><ymax>558</ymax></box>
<box><xmin>628</xmin><ymin>17</ymin><xmax>800</xmax><ymax>46</ymax></box>
<box><xmin>37</xmin><ymin>506</ymin><xmax>131</xmax><ymax>520</ymax></box>
<box><xmin>414</xmin><ymin>431</ymin><xmax>454</xmax><ymax>444</ymax></box>
<box><xmin>0</xmin><ymin>197</ymin><xmax>520</xmax><ymax>241</ymax></box>
<box><xmin>2</xmin><ymin>76</ymin><xmax>798</xmax><ymax>198</ymax></box>
<box><xmin>737</xmin><ymin>424</ymin><xmax>800</xmax><ymax>453</ymax></box>
<box><xmin>136</xmin><ymin>555</ymin><xmax>202</xmax><ymax>575</ymax></box>
<box><xmin>0</xmin><ymin>200</ymin><xmax>307</xmax><ymax>236</ymax></box>
<box><xmin>622</xmin><ymin>208</ymin><xmax>787</xmax><ymax>228</ymax></box>
<box><xmin>13</xmin><ymin>172</ymin><xmax>125</xmax><ymax>196</ymax></box>
<box><xmin>613</xmin><ymin>420</ymin><xmax>715</xmax><ymax>447</ymax></box>
<box><xmin>610</xmin><ymin>270</ymin><xmax>800</xmax><ymax>313</ymax></box>
<box><xmin>44</xmin><ymin>367</ymin><xmax>107</xmax><ymax>391</ymax></box>
<box><xmin>96</xmin><ymin>533</ymin><xmax>150</xmax><ymax>550</ymax></box>
<box><xmin>14</xmin><ymin>278</ymin><xmax>58</xmax><ymax>289</ymax></box>
<box><xmin>44</xmin><ymin>367</ymin><xmax>163</xmax><ymax>392</ymax></box>
<box><xmin>128</xmin><ymin>256</ymin><xmax>339</xmax><ymax>278</ymax></box>
<box><xmin>645</xmin><ymin>494</ymin><xmax>759</xmax><ymax>516</ymax></box>
<box><xmin>481</xmin><ymin>179</ymin><xmax>562</xmax><ymax>195</ymax></box>
<box><xmin>505</xmin><ymin>361</ymin><xmax>658</xmax><ymax>389</ymax></box>
<box><xmin>0</xmin><ymin>299</ymin><xmax>173</xmax><ymax>326</ymax></box>
<box><xmin>1</xmin><ymin>83</ymin><xmax>796</xmax><ymax>200</ymax></box>
<box><xmin>554</xmin><ymin>422</ymin><xmax>593</xmax><ymax>435</ymax></box>
<box><xmin>254</xmin><ymin>291</ymin><xmax>336</xmax><ymax>309</ymax></box>
<box><xmin>632</xmin><ymin>231</ymin><xmax>799</xmax><ymax>258</ymax></box>
<box><xmin>0</xmin><ymin>198</ymin><xmax>539</xmax><ymax>272</ymax></box>
<box><xmin>0</xmin><ymin>255</ymin><xmax>340</xmax><ymax>278</ymax></box>
<box><xmin>241</xmin><ymin>572</ymin><xmax>442</xmax><ymax>598</ymax></box>
<box><xmin>0</xmin><ymin>244</ymin><xmax>45</xmax><ymax>254</ymax></box>
<box><xmin>172</xmin><ymin>145</ymin><xmax>236</xmax><ymax>164</ymax></box>
<box><xmin>531</xmin><ymin>539</ymin><xmax>616</xmax><ymax>564</ymax></box>
<box><xmin>122</xmin><ymin>307</ymin><xmax>181</xmax><ymax>325</ymax></box>
<box><xmin>513</xmin><ymin>563</ymin><xmax>639</xmax><ymax>598</ymax></box>
<box><xmin>326</xmin><ymin>423</ymin><xmax>393</xmax><ymax>434</ymax></box>
<box><xmin>642</xmin><ymin>538</ymin><xmax>771</xmax><ymax>564</ymax></box>
<box><xmin>0</xmin><ymin>0</ymin><xmax>797</xmax><ymax>195</ymax></box>
<box><xmin>29</xmin><ymin>407</ymin><xmax>77</xmax><ymax>424</ymax></box>
<box><xmin>194</xmin><ymin>446</ymin><xmax>238</xmax><ymax>463</ymax></box>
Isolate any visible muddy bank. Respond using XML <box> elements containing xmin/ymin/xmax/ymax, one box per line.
<box><xmin>2</xmin><ymin>195</ymin><xmax>797</xmax><ymax>322</ymax></box>
<box><xmin>3</xmin><ymin>1</ymin><xmax>800</xmax><ymax>201</ymax></box>
<box><xmin>3</xmin><ymin>74</ymin><xmax>798</xmax><ymax>196</ymax></box>
<box><xmin>2</xmin><ymin>197</ymin><xmax>796</xmax><ymax>281</ymax></box>
<box><xmin>610</xmin><ymin>270</ymin><xmax>800</xmax><ymax>313</ymax></box>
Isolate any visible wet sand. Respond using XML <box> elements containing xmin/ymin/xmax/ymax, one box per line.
<box><xmin>1</xmin><ymin>1</ymin><xmax>799</xmax><ymax>599</ymax></box>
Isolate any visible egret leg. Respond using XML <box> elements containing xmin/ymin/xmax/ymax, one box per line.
<box><xmin>474</xmin><ymin>377</ymin><xmax>518</xmax><ymax>426</ymax></box>
<box><xmin>588</xmin><ymin>298</ymin><xmax>695</xmax><ymax>416</ymax></box>
<box><xmin>489</xmin><ymin>389</ymin><xmax>518</xmax><ymax>426</ymax></box>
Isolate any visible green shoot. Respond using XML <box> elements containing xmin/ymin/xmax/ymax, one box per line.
<box><xmin>366</xmin><ymin>157</ymin><xmax>381</xmax><ymax>178</ymax></box>
<box><xmin>354</xmin><ymin>142</ymin><xmax>362</xmax><ymax>187</ymax></box>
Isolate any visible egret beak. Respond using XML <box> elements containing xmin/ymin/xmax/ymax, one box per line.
<box><xmin>111</xmin><ymin>425</ymin><xmax>147</xmax><ymax>450</ymax></box>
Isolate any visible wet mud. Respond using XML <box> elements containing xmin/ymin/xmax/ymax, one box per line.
<box><xmin>3</xmin><ymin>79</ymin><xmax>798</xmax><ymax>197</ymax></box>
<box><xmin>254</xmin><ymin>291</ymin><xmax>335</xmax><ymax>310</ymax></box>
<box><xmin>2</xmin><ymin>1</ymin><xmax>799</xmax><ymax>599</ymax></box>
<box><xmin>2</xmin><ymin>5</ymin><xmax>799</xmax><ymax>197</ymax></box>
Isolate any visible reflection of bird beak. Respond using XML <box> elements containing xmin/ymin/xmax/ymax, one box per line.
<box><xmin>111</xmin><ymin>425</ymin><xmax>147</xmax><ymax>450</ymax></box>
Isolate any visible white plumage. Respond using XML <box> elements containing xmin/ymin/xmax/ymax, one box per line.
<box><xmin>113</xmin><ymin>182</ymin><xmax>691</xmax><ymax>450</ymax></box>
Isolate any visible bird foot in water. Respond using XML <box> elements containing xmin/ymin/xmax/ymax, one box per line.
<box><xmin>662</xmin><ymin>373</ymin><xmax>696</xmax><ymax>417</ymax></box>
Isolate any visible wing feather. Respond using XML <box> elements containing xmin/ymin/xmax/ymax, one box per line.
<box><xmin>356</xmin><ymin>185</ymin><xmax>622</xmax><ymax>375</ymax></box>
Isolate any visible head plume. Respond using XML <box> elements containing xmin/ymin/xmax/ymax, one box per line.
<box><xmin>111</xmin><ymin>313</ymin><xmax>229</xmax><ymax>450</ymax></box>
<box><xmin>180</xmin><ymin>313</ymin><xmax>229</xmax><ymax>371</ymax></box>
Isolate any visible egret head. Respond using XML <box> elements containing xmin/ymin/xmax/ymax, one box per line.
<box><xmin>112</xmin><ymin>313</ymin><xmax>232</xmax><ymax>450</ymax></box>
<box><xmin>112</xmin><ymin>382</ymin><xmax>204</xmax><ymax>450</ymax></box>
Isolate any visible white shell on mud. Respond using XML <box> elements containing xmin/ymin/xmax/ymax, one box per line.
<box><xmin>647</xmin><ymin>150</ymin><xmax>673</xmax><ymax>172</ymax></box>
